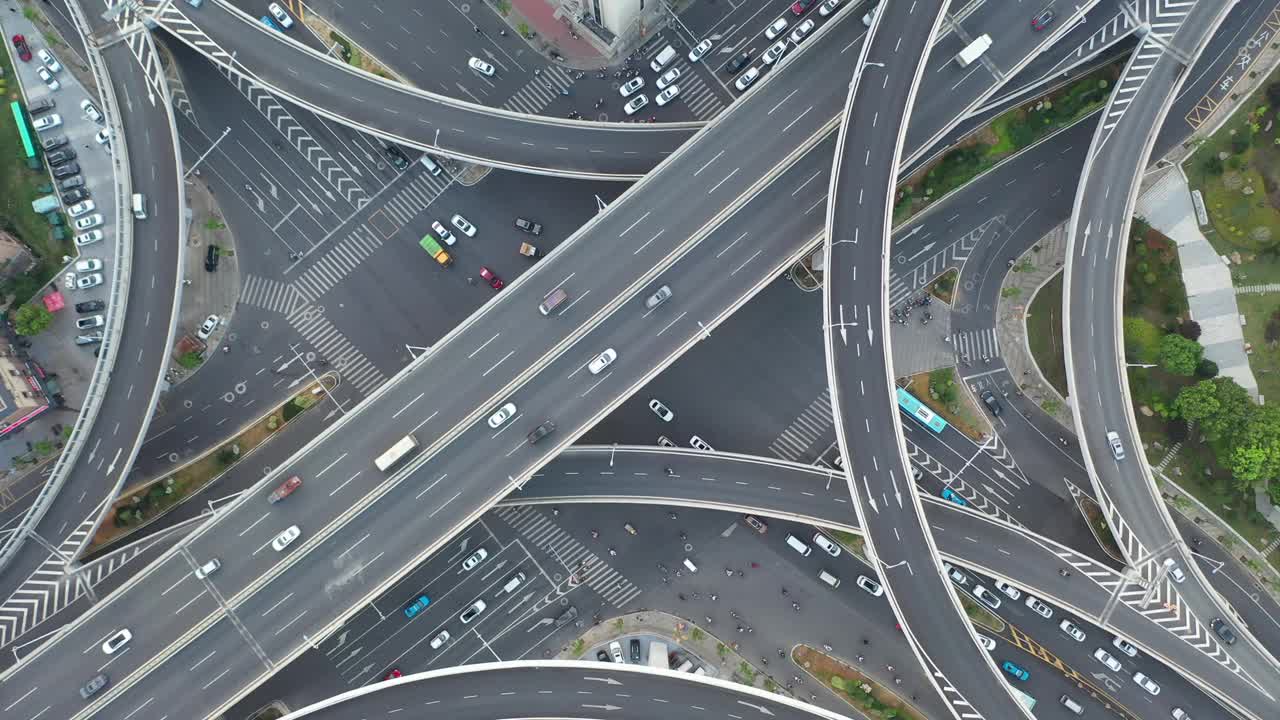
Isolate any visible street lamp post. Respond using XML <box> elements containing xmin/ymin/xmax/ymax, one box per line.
<box><xmin>184</xmin><ymin>126</ymin><xmax>231</xmax><ymax>179</ymax></box>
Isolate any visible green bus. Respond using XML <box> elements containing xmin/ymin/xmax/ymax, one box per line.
<box><xmin>10</xmin><ymin>101</ymin><xmax>37</xmax><ymax>167</ymax></box>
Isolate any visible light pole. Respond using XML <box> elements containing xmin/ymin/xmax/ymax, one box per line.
<box><xmin>185</xmin><ymin>126</ymin><xmax>231</xmax><ymax>179</ymax></box>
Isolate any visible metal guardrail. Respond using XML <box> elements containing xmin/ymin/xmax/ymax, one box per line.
<box><xmin>0</xmin><ymin>0</ymin><xmax>135</xmax><ymax>574</ymax></box>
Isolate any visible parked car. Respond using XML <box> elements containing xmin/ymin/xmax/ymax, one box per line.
<box><xmin>623</xmin><ymin>94</ymin><xmax>649</xmax><ymax>116</ymax></box>
<box><xmin>267</xmin><ymin>2</ymin><xmax>294</xmax><ymax>28</ymax></box>
<box><xmin>734</xmin><ymin>67</ymin><xmax>760</xmax><ymax>92</ymax></box>
<box><xmin>384</xmin><ymin>145</ymin><xmax>409</xmax><ymax>170</ymax></box>
<box><xmin>37</xmin><ymin>67</ymin><xmax>60</xmax><ymax>91</ymax></box>
<box><xmin>514</xmin><ymin>217</ymin><xmax>542</xmax><ymax>235</ymax></box>
<box><xmin>765</xmin><ymin>17</ymin><xmax>789</xmax><ymax>40</ymax></box>
<box><xmin>67</xmin><ymin>200</ymin><xmax>95</xmax><ymax>217</ymax></box>
<box><xmin>197</xmin><ymin>314</ymin><xmax>219</xmax><ymax>340</ymax></box>
<box><xmin>62</xmin><ymin>188</ymin><xmax>89</xmax><ymax>205</ymax></box>
<box><xmin>32</xmin><ymin>113</ymin><xmax>62</xmax><ymax>131</ymax></box>
<box><xmin>37</xmin><ymin>49</ymin><xmax>61</xmax><ymax>72</ymax></box>
<box><xmin>75</xmin><ymin>300</ymin><xmax>105</xmax><ymax>313</ymax></box>
<box><xmin>655</xmin><ymin>85</ymin><xmax>680</xmax><ymax>107</ymax></box>
<box><xmin>450</xmin><ymin>214</ymin><xmax>477</xmax><ymax>237</ymax></box>
<box><xmin>76</xmin><ymin>315</ymin><xmax>104</xmax><ymax>330</ymax></box>
<box><xmin>73</xmin><ymin>213</ymin><xmax>103</xmax><ymax>231</ymax></box>
<box><xmin>80</xmin><ymin>99</ymin><xmax>104</xmax><ymax>123</ymax></box>
<box><xmin>980</xmin><ymin>389</ymin><xmax>1002</xmax><ymax>415</ymax></box>
<box><xmin>479</xmin><ymin>265</ymin><xmax>504</xmax><ymax>290</ymax></box>
<box><xmin>855</xmin><ymin>574</ymin><xmax>883</xmax><ymax>597</ymax></box>
<box><xmin>74</xmin><ymin>333</ymin><xmax>103</xmax><ymax>346</ymax></box>
<box><xmin>648</xmin><ymin>398</ymin><xmax>674</xmax><ymax>422</ymax></box>
<box><xmin>819</xmin><ymin>0</ymin><xmax>842</xmax><ymax>16</ymax></box>
<box><xmin>619</xmin><ymin>76</ymin><xmax>645</xmax><ymax>97</ymax></box>
<box><xmin>431</xmin><ymin>220</ymin><xmax>456</xmax><ymax>246</ymax></box>
<box><xmin>51</xmin><ymin>161</ymin><xmax>80</xmax><ymax>178</ymax></box>
<box><xmin>74</xmin><ymin>258</ymin><xmax>102</xmax><ymax>273</ymax></box>
<box><xmin>76</xmin><ymin>272</ymin><xmax>103</xmax><ymax>289</ymax></box>
<box><xmin>28</xmin><ymin>98</ymin><xmax>55</xmax><ymax>115</ymax></box>
<box><xmin>972</xmin><ymin>585</ymin><xmax>1001</xmax><ymax>610</ymax></box>
<box><xmin>75</xmin><ymin>229</ymin><xmax>103</xmax><ymax>246</ymax></box>
<box><xmin>205</xmin><ymin>244</ymin><xmax>220</xmax><ymax>271</ymax></box>
<box><xmin>11</xmin><ymin>34</ymin><xmax>32</xmax><ymax>62</ymax></box>
<box><xmin>40</xmin><ymin>134</ymin><xmax>68</xmax><ymax>151</ymax></box>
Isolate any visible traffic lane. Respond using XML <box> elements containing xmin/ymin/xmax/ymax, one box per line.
<box><xmin>290</xmin><ymin>663</ymin><xmax>843</xmax><ymax>720</ymax></box>
<box><xmin>91</xmin><ymin>617</ymin><xmax>259</xmax><ymax>720</ymax></box>
<box><xmin>158</xmin><ymin>1</ymin><xmax>697</xmax><ymax>176</ymax></box>
<box><xmin>679</xmin><ymin>0</ymin><xmax>802</xmax><ymax>57</ymax></box>
<box><xmin>414</xmin><ymin>568</ymin><xmax>554</xmax><ymax>673</ymax></box>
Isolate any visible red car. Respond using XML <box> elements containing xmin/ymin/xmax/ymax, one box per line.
<box><xmin>383</xmin><ymin>668</ymin><xmax>402</xmax><ymax>681</ymax></box>
<box><xmin>1031</xmin><ymin>10</ymin><xmax>1056</xmax><ymax>31</ymax></box>
<box><xmin>479</xmin><ymin>266</ymin><xmax>504</xmax><ymax>290</ymax></box>
<box><xmin>791</xmin><ymin>0</ymin><xmax>817</xmax><ymax>15</ymax></box>
<box><xmin>11</xmin><ymin>35</ymin><xmax>31</xmax><ymax>62</ymax></box>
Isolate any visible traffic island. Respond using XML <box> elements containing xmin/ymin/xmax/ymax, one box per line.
<box><xmin>85</xmin><ymin>374</ymin><xmax>336</xmax><ymax>553</ymax></box>
<box><xmin>792</xmin><ymin>645</ymin><xmax>927</xmax><ymax>720</ymax></box>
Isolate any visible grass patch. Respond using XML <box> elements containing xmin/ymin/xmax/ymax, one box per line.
<box><xmin>793</xmin><ymin>645</ymin><xmax>927</xmax><ymax>720</ymax></box>
<box><xmin>736</xmin><ymin>661</ymin><xmax>757</xmax><ymax>685</ymax></box>
<box><xmin>1026</xmin><ymin>271</ymin><xmax>1068</xmax><ymax>396</ymax></box>
<box><xmin>928</xmin><ymin>268</ymin><xmax>958</xmax><ymax>304</ymax></box>
<box><xmin>905</xmin><ymin>370</ymin><xmax>986</xmax><ymax>441</ymax></box>
<box><xmin>1077</xmin><ymin>493</ymin><xmax>1125</xmax><ymax>561</ymax></box>
<box><xmin>957</xmin><ymin>594</ymin><xmax>1005</xmax><ymax>633</ymax></box>
<box><xmin>830</xmin><ymin>529</ymin><xmax>868</xmax><ymax>562</ymax></box>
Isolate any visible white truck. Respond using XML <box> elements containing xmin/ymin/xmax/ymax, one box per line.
<box><xmin>955</xmin><ymin>34</ymin><xmax>992</xmax><ymax>67</ymax></box>
<box><xmin>648</xmin><ymin>641</ymin><xmax>669</xmax><ymax>670</ymax></box>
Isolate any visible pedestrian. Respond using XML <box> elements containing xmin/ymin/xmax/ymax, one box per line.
<box><xmin>467</xmin><ymin>277</ymin><xmax>476</xmax><ymax>285</ymax></box>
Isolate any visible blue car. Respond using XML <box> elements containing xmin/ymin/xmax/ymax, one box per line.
<box><xmin>403</xmin><ymin>595</ymin><xmax>430</xmax><ymax>618</ymax></box>
<box><xmin>1001</xmin><ymin>661</ymin><xmax>1029</xmax><ymax>681</ymax></box>
<box><xmin>260</xmin><ymin>16</ymin><xmax>280</xmax><ymax>31</ymax></box>
<box><xmin>941</xmin><ymin>487</ymin><xmax>967</xmax><ymax>506</ymax></box>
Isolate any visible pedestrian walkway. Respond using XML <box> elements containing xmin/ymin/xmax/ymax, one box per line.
<box><xmin>292</xmin><ymin>226</ymin><xmax>385</xmax><ymax>303</ymax></box>
<box><xmin>1136</xmin><ymin>168</ymin><xmax>1258</xmax><ymax>397</ymax></box>
<box><xmin>994</xmin><ymin>224</ymin><xmax>1075</xmax><ymax>428</ymax></box>
<box><xmin>768</xmin><ymin>389</ymin><xmax>833</xmax><ymax>463</ymax></box>
<box><xmin>637</xmin><ymin>45</ymin><xmax>725</xmax><ymax>120</ymax></box>
<box><xmin>495</xmin><ymin>506</ymin><xmax>642</xmax><ymax>608</ymax></box>
<box><xmin>284</xmin><ymin>311</ymin><xmax>386</xmax><ymax>396</ymax></box>
<box><xmin>502</xmin><ymin>65</ymin><xmax>577</xmax><ymax>115</ymax></box>
<box><xmin>509</xmin><ymin>0</ymin><xmax>607</xmax><ymax>64</ymax></box>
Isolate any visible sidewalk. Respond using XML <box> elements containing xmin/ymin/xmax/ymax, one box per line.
<box><xmin>995</xmin><ymin>224</ymin><xmax>1075</xmax><ymax>428</ymax></box>
<box><xmin>505</xmin><ymin>0</ymin><xmax>610</xmax><ymax>66</ymax></box>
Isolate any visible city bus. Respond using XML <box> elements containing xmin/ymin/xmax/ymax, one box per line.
<box><xmin>10</xmin><ymin>101</ymin><xmax>36</xmax><ymax>165</ymax></box>
<box><xmin>374</xmin><ymin>434</ymin><xmax>419</xmax><ymax>472</ymax></box>
<box><xmin>895</xmin><ymin>387</ymin><xmax>948</xmax><ymax>433</ymax></box>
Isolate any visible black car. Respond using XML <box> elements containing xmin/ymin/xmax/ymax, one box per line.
<box><xmin>59</xmin><ymin>175</ymin><xmax>85</xmax><ymax>191</ymax></box>
<box><xmin>62</xmin><ymin>188</ymin><xmax>89</xmax><ymax>205</ymax></box>
<box><xmin>724</xmin><ymin>52</ymin><xmax>752</xmax><ymax>75</ymax></box>
<box><xmin>205</xmin><ymin>244</ymin><xmax>220</xmax><ymax>272</ymax></box>
<box><xmin>629</xmin><ymin>638</ymin><xmax>641</xmax><ymax>663</ymax></box>
<box><xmin>47</xmin><ymin>148</ymin><xmax>77</xmax><ymax>166</ymax></box>
<box><xmin>1212</xmin><ymin>617</ymin><xmax>1237</xmax><ymax>645</ymax></box>
<box><xmin>980</xmin><ymin>389</ymin><xmax>1002</xmax><ymax>416</ymax></box>
<box><xmin>41</xmin><ymin>134</ymin><xmax>68</xmax><ymax>151</ymax></box>
<box><xmin>51</xmin><ymin>162</ymin><xmax>80</xmax><ymax>179</ymax></box>
<box><xmin>384</xmin><ymin>145</ymin><xmax>410</xmax><ymax>170</ymax></box>
<box><xmin>514</xmin><ymin>217</ymin><xmax>543</xmax><ymax>236</ymax></box>
<box><xmin>75</xmin><ymin>300</ymin><xmax>105</xmax><ymax>314</ymax></box>
<box><xmin>595</xmin><ymin>650</ymin><xmax>610</xmax><ymax>663</ymax></box>
<box><xmin>553</xmin><ymin>605</ymin><xmax>578</xmax><ymax>629</ymax></box>
<box><xmin>527</xmin><ymin>419</ymin><xmax>555</xmax><ymax>445</ymax></box>
<box><xmin>27</xmin><ymin>97</ymin><xmax>54</xmax><ymax>115</ymax></box>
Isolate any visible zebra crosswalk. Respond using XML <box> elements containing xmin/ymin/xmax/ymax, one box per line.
<box><xmin>952</xmin><ymin>328</ymin><xmax>999</xmax><ymax>362</ymax></box>
<box><xmin>377</xmin><ymin>170</ymin><xmax>453</xmax><ymax>229</ymax></box>
<box><xmin>768</xmin><ymin>389</ymin><xmax>834</xmax><ymax>463</ymax></box>
<box><xmin>240</xmin><ymin>274</ymin><xmax>304</xmax><ymax>315</ymax></box>
<box><xmin>502</xmin><ymin>65</ymin><xmax>577</xmax><ymax>115</ymax></box>
<box><xmin>293</xmin><ymin>226</ymin><xmax>386</xmax><ymax>302</ymax></box>
<box><xmin>494</xmin><ymin>506</ymin><xmax>641</xmax><ymax>609</ymax></box>
<box><xmin>638</xmin><ymin>40</ymin><xmax>726</xmax><ymax>121</ymax></box>
<box><xmin>287</xmin><ymin>310</ymin><xmax>387</xmax><ymax>395</ymax></box>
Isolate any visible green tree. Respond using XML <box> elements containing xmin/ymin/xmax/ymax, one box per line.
<box><xmin>1158</xmin><ymin>333</ymin><xmax>1203</xmax><ymax>376</ymax></box>
<box><xmin>1123</xmin><ymin>316</ymin><xmax>1163</xmax><ymax>363</ymax></box>
<box><xmin>13</xmin><ymin>303</ymin><xmax>53</xmax><ymax>336</ymax></box>
<box><xmin>1228</xmin><ymin>406</ymin><xmax>1280</xmax><ymax>491</ymax></box>
<box><xmin>1174</xmin><ymin>378</ymin><xmax>1252</xmax><ymax>442</ymax></box>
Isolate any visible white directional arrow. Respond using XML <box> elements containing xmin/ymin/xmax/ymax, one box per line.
<box><xmin>581</xmin><ymin>704</ymin><xmax>622</xmax><ymax>712</ymax></box>
<box><xmin>526</xmin><ymin>617</ymin><xmax>553</xmax><ymax>632</ymax></box>
<box><xmin>88</xmin><ymin>438</ymin><xmax>101</xmax><ymax>463</ymax></box>
<box><xmin>866</xmin><ymin>326</ymin><xmax>874</xmax><ymax>347</ymax></box>
<box><xmin>904</xmin><ymin>241</ymin><xmax>935</xmax><ymax>263</ymax></box>
<box><xmin>892</xmin><ymin>472</ymin><xmax>903</xmax><ymax>508</ymax></box>
<box><xmin>861</xmin><ymin>474</ymin><xmax>878</xmax><ymax>513</ymax></box>
<box><xmin>106</xmin><ymin>448</ymin><xmax>122</xmax><ymax>476</ymax></box>
<box><xmin>323</xmin><ymin>408</ymin><xmax>340</xmax><ymax>422</ymax></box>
<box><xmin>405</xmin><ymin>344</ymin><xmax>431</xmax><ymax>360</ymax></box>
<box><xmin>329</xmin><ymin>631</ymin><xmax>349</xmax><ymax>650</ymax></box>
<box><xmin>736</xmin><ymin>700</ymin><xmax>775</xmax><ymax>716</ymax></box>
<box><xmin>507</xmin><ymin>591</ymin><xmax>534</xmax><ymax>613</ymax></box>
<box><xmin>583</xmin><ymin>676</ymin><xmax>623</xmax><ymax>685</ymax></box>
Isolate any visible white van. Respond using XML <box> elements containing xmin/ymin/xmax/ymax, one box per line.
<box><xmin>539</xmin><ymin>287</ymin><xmax>568</xmax><ymax>316</ymax></box>
<box><xmin>1059</xmin><ymin>695</ymin><xmax>1084</xmax><ymax>715</ymax></box>
<box><xmin>674</xmin><ymin>659</ymin><xmax>694</xmax><ymax>673</ymax></box>
<box><xmin>818</xmin><ymin>569</ymin><xmax>841</xmax><ymax>588</ymax></box>
<box><xmin>131</xmin><ymin>193</ymin><xmax>147</xmax><ymax>220</ymax></box>
<box><xmin>420</xmin><ymin>154</ymin><xmax>442</xmax><ymax>176</ymax></box>
<box><xmin>682</xmin><ymin>557</ymin><xmax>698</xmax><ymax>574</ymax></box>
<box><xmin>785</xmin><ymin>533</ymin><xmax>812</xmax><ymax>556</ymax></box>
<box><xmin>502</xmin><ymin>572</ymin><xmax>526</xmax><ymax>593</ymax></box>
<box><xmin>650</xmin><ymin>45</ymin><xmax>678</xmax><ymax>73</ymax></box>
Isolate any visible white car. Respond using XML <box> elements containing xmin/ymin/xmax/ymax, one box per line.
<box><xmin>63</xmin><ymin>272</ymin><xmax>76</xmax><ymax>290</ymax></box>
<box><xmin>648</xmin><ymin>398</ymin><xmax>674</xmax><ymax>422</ymax></box>
<box><xmin>76</xmin><ymin>273</ymin><xmax>103</xmax><ymax>290</ymax></box>
<box><xmin>790</xmin><ymin>18</ymin><xmax>816</xmax><ymax>44</ymax></box>
<box><xmin>488</xmin><ymin>402</ymin><xmax>516</xmax><ymax>429</ymax></box>
<box><xmin>460</xmin><ymin>599</ymin><xmax>487</xmax><ymax>624</ymax></box>
<box><xmin>194</xmin><ymin>558</ymin><xmax>221</xmax><ymax>579</ymax></box>
<box><xmin>74</xmin><ymin>214</ymin><xmax>104</xmax><ymax>231</ymax></box>
<box><xmin>37</xmin><ymin>49</ymin><xmax>61</xmax><ymax>72</ymax></box>
<box><xmin>812</xmin><ymin>532</ymin><xmax>841</xmax><ymax>557</ymax></box>
<box><xmin>272</xmin><ymin>525</ymin><xmax>301</xmax><ymax>551</ymax></box>
<box><xmin>450</xmin><ymin>214</ymin><xmax>476</xmax><ymax>237</ymax></box>
<box><xmin>862</xmin><ymin>5</ymin><xmax>878</xmax><ymax>26</ymax></box>
<box><xmin>855</xmin><ymin>575</ymin><xmax>883</xmax><ymax>597</ymax></box>
<box><xmin>588</xmin><ymin>348</ymin><xmax>617</xmax><ymax>374</ymax></box>
<box><xmin>1093</xmin><ymin>647</ymin><xmax>1122</xmax><ymax>672</ymax></box>
<box><xmin>95</xmin><ymin>128</ymin><xmax>111</xmax><ymax>146</ymax></box>
<box><xmin>942</xmin><ymin>562</ymin><xmax>967</xmax><ymax>585</ymax></box>
<box><xmin>74</xmin><ymin>258</ymin><xmax>102</xmax><ymax>273</ymax></box>
<box><xmin>431</xmin><ymin>220</ymin><xmax>456</xmax><ymax>246</ymax></box>
<box><xmin>1162</xmin><ymin>558</ymin><xmax>1186</xmax><ymax>583</ymax></box>
<box><xmin>67</xmin><ymin>200</ymin><xmax>95</xmax><ymax>217</ymax></box>
<box><xmin>734</xmin><ymin>67</ymin><xmax>760</xmax><ymax>92</ymax></box>
<box><xmin>267</xmin><ymin>2</ymin><xmax>294</xmax><ymax>28</ymax></box>
<box><xmin>619</xmin><ymin>76</ymin><xmax>645</xmax><ymax>97</ymax></box>
<box><xmin>656</xmin><ymin>67</ymin><xmax>681</xmax><ymax>90</ymax></box>
<box><xmin>761</xmin><ymin>39</ymin><xmax>788</xmax><ymax>65</ymax></box>
<box><xmin>37</xmin><ymin>67</ymin><xmax>59</xmax><ymax>91</ymax></box>
<box><xmin>687</xmin><ymin>38</ymin><xmax>713</xmax><ymax>63</ymax></box>
<box><xmin>33</xmin><ymin>113</ymin><xmax>62</xmax><ymax>131</ymax></box>
<box><xmin>80</xmin><ymin>99</ymin><xmax>103</xmax><ymax>123</ymax></box>
<box><xmin>1112</xmin><ymin>636</ymin><xmax>1138</xmax><ymax>657</ymax></box>
<box><xmin>623</xmin><ymin>94</ymin><xmax>648</xmax><ymax>116</ymax></box>
<box><xmin>468</xmin><ymin>57</ymin><xmax>494</xmax><ymax>77</ymax></box>
<box><xmin>1106</xmin><ymin>430</ymin><xmax>1125</xmax><ymax>460</ymax></box>
<box><xmin>197</xmin><ymin>314</ymin><xmax>219</xmax><ymax>340</ymax></box>
<box><xmin>972</xmin><ymin>585</ymin><xmax>1001</xmax><ymax>610</ymax></box>
<box><xmin>429</xmin><ymin>630</ymin><xmax>450</xmax><ymax>650</ymax></box>
<box><xmin>609</xmin><ymin>640</ymin><xmax>625</xmax><ymax>663</ymax></box>
<box><xmin>976</xmin><ymin>634</ymin><xmax>995</xmax><ymax>651</ymax></box>
<box><xmin>690</xmin><ymin>435</ymin><xmax>714</xmax><ymax>452</ymax></box>
<box><xmin>1024</xmin><ymin>595</ymin><xmax>1053</xmax><ymax>619</ymax></box>
<box><xmin>993</xmin><ymin>579</ymin><xmax>1021</xmax><ymax>600</ymax></box>
<box><xmin>462</xmin><ymin>547</ymin><xmax>488</xmax><ymax>571</ymax></box>
<box><xmin>75</xmin><ymin>229</ymin><xmax>104</xmax><ymax>246</ymax></box>
<box><xmin>1059</xmin><ymin>619</ymin><xmax>1086</xmax><ymax>642</ymax></box>
<box><xmin>819</xmin><ymin>0</ymin><xmax>842</xmax><ymax>16</ymax></box>
<box><xmin>1133</xmin><ymin>671</ymin><xmax>1160</xmax><ymax>695</ymax></box>
<box><xmin>101</xmin><ymin>629</ymin><xmax>132</xmax><ymax>654</ymax></box>
<box><xmin>655</xmin><ymin>86</ymin><xmax>680</xmax><ymax>107</ymax></box>
<box><xmin>765</xmin><ymin>17</ymin><xmax>789</xmax><ymax>40</ymax></box>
